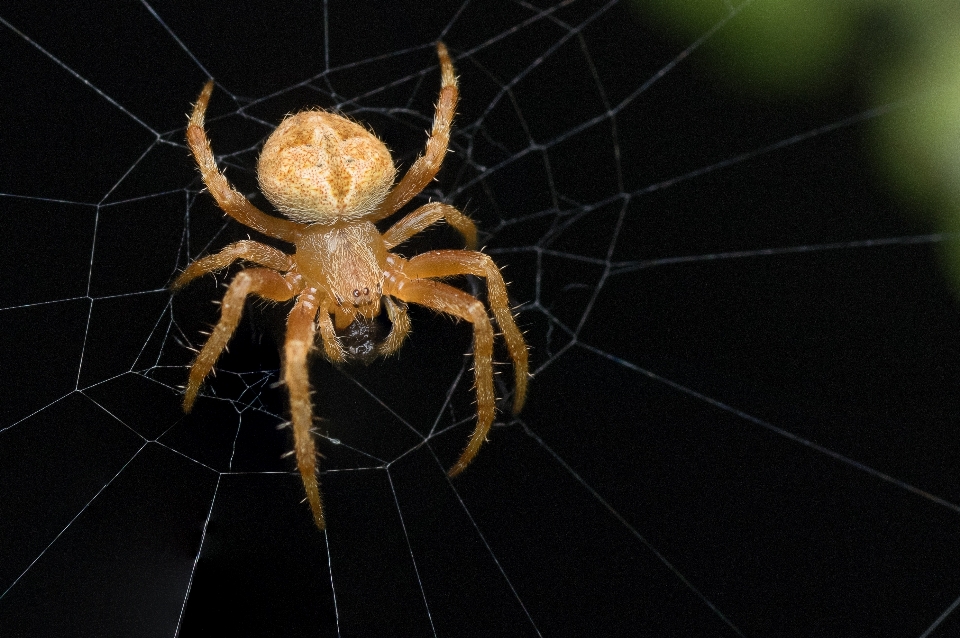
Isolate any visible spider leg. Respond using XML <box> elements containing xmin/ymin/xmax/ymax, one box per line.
<box><xmin>385</xmin><ymin>275</ymin><xmax>494</xmax><ymax>477</ymax></box>
<box><xmin>284</xmin><ymin>291</ymin><xmax>326</xmax><ymax>530</ymax></box>
<box><xmin>172</xmin><ymin>240</ymin><xmax>294</xmax><ymax>290</ymax></box>
<box><xmin>404</xmin><ymin>250</ymin><xmax>528</xmax><ymax>413</ymax></box>
<box><xmin>188</xmin><ymin>81</ymin><xmax>304</xmax><ymax>243</ymax></box>
<box><xmin>183</xmin><ymin>268</ymin><xmax>300</xmax><ymax>411</ymax></box>
<box><xmin>378</xmin><ymin>296</ymin><xmax>412</xmax><ymax>357</ymax></box>
<box><xmin>382</xmin><ymin>201</ymin><xmax>477</xmax><ymax>251</ymax></box>
<box><xmin>315</xmin><ymin>294</ymin><xmax>347</xmax><ymax>363</ymax></box>
<box><xmin>372</xmin><ymin>42</ymin><xmax>458</xmax><ymax>222</ymax></box>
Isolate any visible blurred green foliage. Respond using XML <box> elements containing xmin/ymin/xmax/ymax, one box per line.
<box><xmin>633</xmin><ymin>0</ymin><xmax>960</xmax><ymax>290</ymax></box>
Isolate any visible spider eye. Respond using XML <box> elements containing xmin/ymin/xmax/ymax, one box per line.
<box><xmin>353</xmin><ymin>289</ymin><xmax>361</xmax><ymax>297</ymax></box>
<box><xmin>363</xmin><ymin>287</ymin><xmax>369</xmax><ymax>295</ymax></box>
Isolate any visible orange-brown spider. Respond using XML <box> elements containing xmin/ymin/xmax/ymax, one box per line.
<box><xmin>173</xmin><ymin>43</ymin><xmax>528</xmax><ymax>530</ymax></box>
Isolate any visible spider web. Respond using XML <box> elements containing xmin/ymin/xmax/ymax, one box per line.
<box><xmin>3</xmin><ymin>1</ymin><xmax>960</xmax><ymax>636</ymax></box>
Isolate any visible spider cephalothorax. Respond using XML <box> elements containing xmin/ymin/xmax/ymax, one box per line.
<box><xmin>174</xmin><ymin>43</ymin><xmax>528</xmax><ymax>530</ymax></box>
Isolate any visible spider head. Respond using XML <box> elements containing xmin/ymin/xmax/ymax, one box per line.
<box><xmin>257</xmin><ymin>111</ymin><xmax>396</xmax><ymax>224</ymax></box>
<box><xmin>297</xmin><ymin>222</ymin><xmax>387</xmax><ymax>320</ymax></box>
<box><xmin>331</xmin><ymin>281</ymin><xmax>382</xmax><ymax>316</ymax></box>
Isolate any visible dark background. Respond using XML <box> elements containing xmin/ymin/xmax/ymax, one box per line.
<box><xmin>2</xmin><ymin>1</ymin><xmax>960</xmax><ymax>636</ymax></box>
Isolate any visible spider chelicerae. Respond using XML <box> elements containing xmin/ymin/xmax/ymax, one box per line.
<box><xmin>174</xmin><ymin>43</ymin><xmax>529</xmax><ymax>530</ymax></box>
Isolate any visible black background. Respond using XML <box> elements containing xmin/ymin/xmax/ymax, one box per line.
<box><xmin>2</xmin><ymin>1</ymin><xmax>960</xmax><ymax>636</ymax></box>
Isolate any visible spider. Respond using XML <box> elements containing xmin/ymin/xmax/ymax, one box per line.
<box><xmin>173</xmin><ymin>42</ymin><xmax>528</xmax><ymax>530</ymax></box>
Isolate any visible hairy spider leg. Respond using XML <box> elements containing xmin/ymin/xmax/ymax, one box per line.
<box><xmin>187</xmin><ymin>81</ymin><xmax>304</xmax><ymax>243</ymax></box>
<box><xmin>372</xmin><ymin>42</ymin><xmax>459</xmax><ymax>222</ymax></box>
<box><xmin>315</xmin><ymin>294</ymin><xmax>347</xmax><ymax>363</ymax></box>
<box><xmin>284</xmin><ymin>291</ymin><xmax>326</xmax><ymax>529</ymax></box>
<box><xmin>172</xmin><ymin>240</ymin><xmax>294</xmax><ymax>290</ymax></box>
<box><xmin>403</xmin><ymin>250</ymin><xmax>528</xmax><ymax>412</ymax></box>
<box><xmin>384</xmin><ymin>275</ymin><xmax>495</xmax><ymax>477</ymax></box>
<box><xmin>182</xmin><ymin>268</ymin><xmax>300</xmax><ymax>411</ymax></box>
<box><xmin>382</xmin><ymin>202</ymin><xmax>478</xmax><ymax>251</ymax></box>
<box><xmin>377</xmin><ymin>296</ymin><xmax>412</xmax><ymax>357</ymax></box>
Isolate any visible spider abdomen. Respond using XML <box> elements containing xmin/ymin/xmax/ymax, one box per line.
<box><xmin>258</xmin><ymin>111</ymin><xmax>396</xmax><ymax>223</ymax></box>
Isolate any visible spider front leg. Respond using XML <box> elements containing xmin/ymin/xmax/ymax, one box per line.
<box><xmin>182</xmin><ymin>268</ymin><xmax>300</xmax><ymax>411</ymax></box>
<box><xmin>404</xmin><ymin>250</ymin><xmax>528</xmax><ymax>412</ymax></box>
<box><xmin>172</xmin><ymin>240</ymin><xmax>294</xmax><ymax>290</ymax></box>
<box><xmin>284</xmin><ymin>290</ymin><xmax>326</xmax><ymax>529</ymax></box>
<box><xmin>385</xmin><ymin>275</ymin><xmax>495</xmax><ymax>476</ymax></box>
